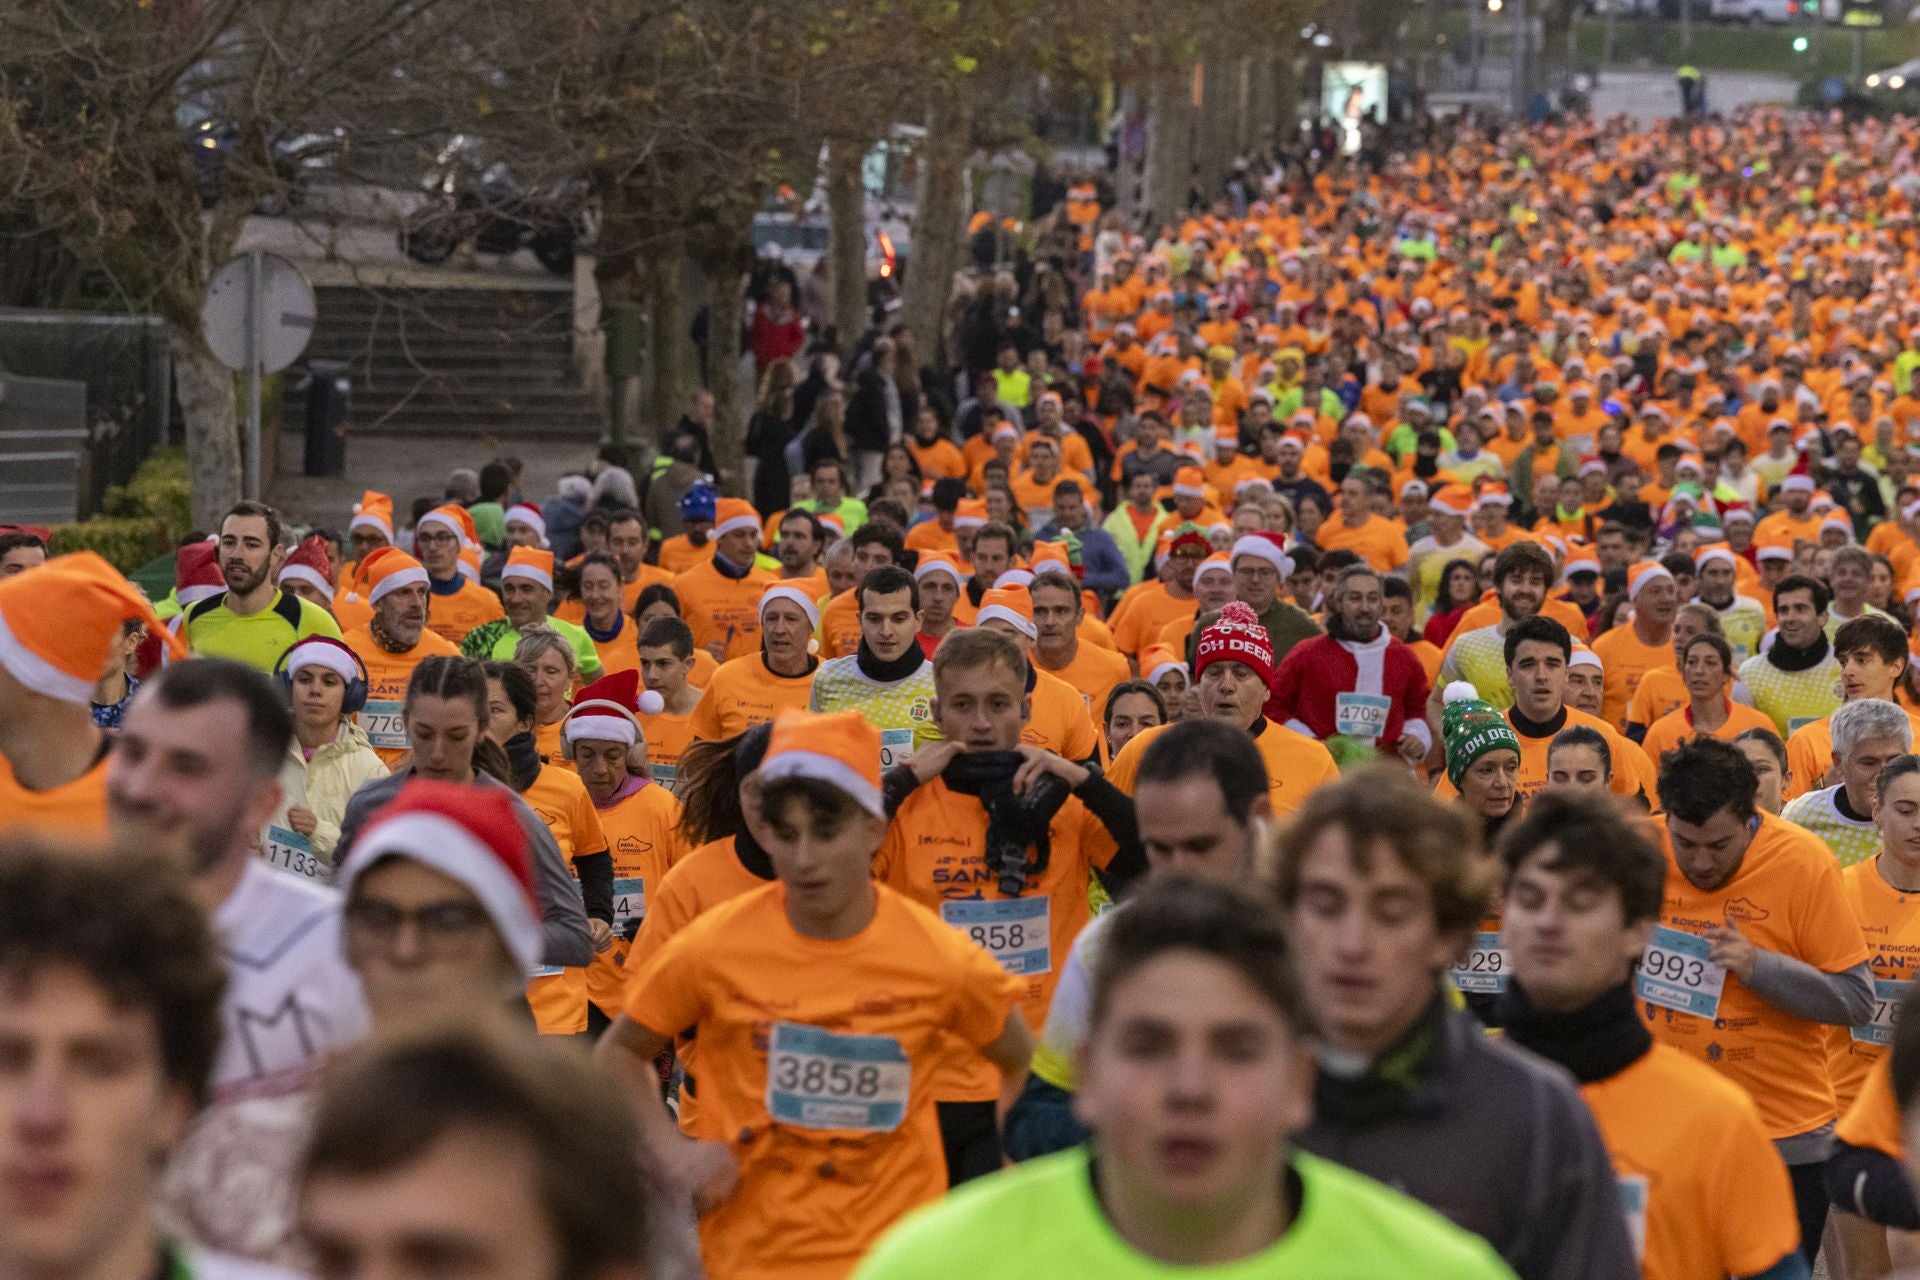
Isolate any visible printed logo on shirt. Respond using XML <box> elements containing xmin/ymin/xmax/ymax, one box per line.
<box><xmin>1724</xmin><ymin>897</ymin><xmax>1771</xmax><ymax>925</ymax></box>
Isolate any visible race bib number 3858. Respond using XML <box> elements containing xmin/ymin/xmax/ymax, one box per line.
<box><xmin>765</xmin><ymin>1022</ymin><xmax>910</xmax><ymax>1132</ymax></box>
<box><xmin>942</xmin><ymin>897</ymin><xmax>1050</xmax><ymax>975</ymax></box>
<box><xmin>1636</xmin><ymin>925</ymin><xmax>1727</xmax><ymax>1019</ymax></box>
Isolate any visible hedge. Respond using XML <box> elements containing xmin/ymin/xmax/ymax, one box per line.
<box><xmin>50</xmin><ymin>448</ymin><xmax>191</xmax><ymax>573</ymax></box>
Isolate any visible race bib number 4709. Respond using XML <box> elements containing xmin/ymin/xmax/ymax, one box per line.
<box><xmin>1636</xmin><ymin>925</ymin><xmax>1727</xmax><ymax>1019</ymax></box>
<box><xmin>1334</xmin><ymin>691</ymin><xmax>1392</xmax><ymax>741</ymax></box>
<box><xmin>765</xmin><ymin>1022</ymin><xmax>910</xmax><ymax>1132</ymax></box>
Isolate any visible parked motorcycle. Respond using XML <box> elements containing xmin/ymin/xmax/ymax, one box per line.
<box><xmin>398</xmin><ymin>136</ymin><xmax>585</xmax><ymax>276</ymax></box>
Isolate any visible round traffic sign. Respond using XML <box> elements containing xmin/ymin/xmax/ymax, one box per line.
<box><xmin>200</xmin><ymin>251</ymin><xmax>317</xmax><ymax>374</ymax></box>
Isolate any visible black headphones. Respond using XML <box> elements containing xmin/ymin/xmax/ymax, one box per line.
<box><xmin>274</xmin><ymin>640</ymin><xmax>370</xmax><ymax>716</ymax></box>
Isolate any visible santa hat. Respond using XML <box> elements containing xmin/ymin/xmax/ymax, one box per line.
<box><xmin>0</xmin><ymin>552</ymin><xmax>185</xmax><ymax>705</ymax></box>
<box><xmin>1694</xmin><ymin>546</ymin><xmax>1739</xmax><ymax>572</ymax></box>
<box><xmin>1474</xmin><ymin>484</ymin><xmax>1513</xmax><ymax>510</ymax></box>
<box><xmin>359</xmin><ymin>546</ymin><xmax>430</xmax><ymax>604</ymax></box>
<box><xmin>1820</xmin><ymin>516</ymin><xmax>1853</xmax><ymax>538</ymax></box>
<box><xmin>501</xmin><ymin>546</ymin><xmax>555</xmax><ymax>593</ymax></box>
<box><xmin>953</xmin><ymin>499</ymin><xmax>988</xmax><ymax>530</ymax></box>
<box><xmin>1427</xmin><ymin>485</ymin><xmax>1473</xmax><ymax>519</ymax></box>
<box><xmin>1754</xmin><ymin>544</ymin><xmax>1794</xmax><ymax>565</ymax></box>
<box><xmin>1030</xmin><ymin>542</ymin><xmax>1071</xmax><ymax>575</ymax></box>
<box><xmin>1626</xmin><ymin>562</ymin><xmax>1674</xmax><ymax>601</ymax></box>
<box><xmin>1194</xmin><ymin>601</ymin><xmax>1275</xmax><ymax>690</ymax></box>
<box><xmin>417</xmin><ymin>504</ymin><xmax>478</xmax><ymax>548</ymax></box>
<box><xmin>174</xmin><ymin>540</ymin><xmax>225</xmax><ymax>608</ymax></box>
<box><xmin>1569</xmin><ymin>646</ymin><xmax>1603</xmax><ymax>672</ymax></box>
<box><xmin>913</xmin><ymin>555</ymin><xmax>963</xmax><ymax>585</ymax></box>
<box><xmin>1577</xmin><ymin>456</ymin><xmax>1609</xmax><ymax>478</ymax></box>
<box><xmin>1194</xmin><ymin>553</ymin><xmax>1234</xmax><ymax>584</ymax></box>
<box><xmin>713</xmin><ymin>498</ymin><xmax>760</xmax><ymax>540</ymax></box>
<box><xmin>1173</xmin><ymin>466</ymin><xmax>1208</xmax><ymax>499</ymax></box>
<box><xmin>564</xmin><ymin>669</ymin><xmax>663</xmax><ymax>747</ymax></box>
<box><xmin>278</xmin><ymin>534</ymin><xmax>336</xmax><ymax>604</ymax></box>
<box><xmin>1563</xmin><ymin>555</ymin><xmax>1602</xmax><ymax>578</ymax></box>
<box><xmin>341</xmin><ymin>780</ymin><xmax>542</xmax><ymax>973</ymax></box>
<box><xmin>976</xmin><ymin>587</ymin><xmax>1036</xmax><ymax>640</ymax></box>
<box><xmin>1163</xmin><ymin>523</ymin><xmax>1213</xmax><ymax>558</ymax></box>
<box><xmin>1780</xmin><ymin>474</ymin><xmax>1815</xmax><ymax>494</ymax></box>
<box><xmin>993</xmin><ymin>568</ymin><xmax>1036</xmax><ymax>590</ymax></box>
<box><xmin>759</xmin><ymin>709</ymin><xmax>884</xmax><ymax>818</ymax></box>
<box><xmin>280</xmin><ymin>635</ymin><xmax>367</xmax><ymax>686</ymax></box>
<box><xmin>1229</xmin><ymin>533</ymin><xmax>1293</xmax><ymax>578</ymax></box>
<box><xmin>348</xmin><ymin>491</ymin><xmax>395</xmax><ymax>541</ymax></box>
<box><xmin>1721</xmin><ymin>505</ymin><xmax>1756</xmax><ymax>527</ymax></box>
<box><xmin>1400</xmin><ymin>479</ymin><xmax>1430</xmax><ymax>499</ymax></box>
<box><xmin>1140</xmin><ymin>645</ymin><xmax>1188</xmax><ymax>687</ymax></box>
<box><xmin>760</xmin><ymin>582</ymin><xmax>820</xmax><ymax>629</ymax></box>
<box><xmin>456</xmin><ymin>546</ymin><xmax>482</xmax><ymax>583</ymax></box>
<box><xmin>504</xmin><ymin>504</ymin><xmax>548</xmax><ymax>547</ymax></box>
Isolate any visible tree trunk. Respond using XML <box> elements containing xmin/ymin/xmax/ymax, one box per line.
<box><xmin>171</xmin><ymin>322</ymin><xmax>241</xmax><ymax>532</ymax></box>
<box><xmin>646</xmin><ymin>238</ymin><xmax>689</xmax><ymax>446</ymax></box>
<box><xmin>901</xmin><ymin>98</ymin><xmax>969</xmax><ymax>375</ymax></box>
<box><xmin>826</xmin><ymin>139</ymin><xmax>868</xmax><ymax>357</ymax></box>
<box><xmin>1143</xmin><ymin>62</ymin><xmax>1192</xmax><ymax>231</ymax></box>
<box><xmin>1273</xmin><ymin>52</ymin><xmax>1300</xmax><ymax>150</ymax></box>
<box><xmin>703</xmin><ymin>253</ymin><xmax>748</xmax><ymax>497</ymax></box>
<box><xmin>1195</xmin><ymin>55</ymin><xmax>1237</xmax><ymax>204</ymax></box>
<box><xmin>1246</xmin><ymin>51</ymin><xmax>1277</xmax><ymax>157</ymax></box>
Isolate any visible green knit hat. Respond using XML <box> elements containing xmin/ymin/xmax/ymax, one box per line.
<box><xmin>1442</xmin><ymin>681</ymin><xmax>1521</xmax><ymax>788</ymax></box>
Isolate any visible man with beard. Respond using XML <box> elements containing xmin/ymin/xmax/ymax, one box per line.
<box><xmin>1270</xmin><ymin>564</ymin><xmax>1430</xmax><ymax>763</ymax></box>
<box><xmin>339</xmin><ymin>546</ymin><xmax>459</xmax><ymax>768</ymax></box>
<box><xmin>1431</xmin><ymin>541</ymin><xmax>1554</xmax><ymax>715</ymax></box>
<box><xmin>182</xmin><ymin>501</ymin><xmax>340</xmax><ymax>670</ymax></box>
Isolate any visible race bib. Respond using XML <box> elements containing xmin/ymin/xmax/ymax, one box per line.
<box><xmin>613</xmin><ymin>876</ymin><xmax>646</xmax><ymax>941</ymax></box>
<box><xmin>1853</xmin><ymin>977</ymin><xmax>1914</xmax><ymax>1047</ymax></box>
<box><xmin>879</xmin><ymin>728</ymin><xmax>914</xmax><ymax>770</ymax></box>
<box><xmin>360</xmin><ymin>699</ymin><xmax>409</xmax><ymax>750</ymax></box>
<box><xmin>1334</xmin><ymin>691</ymin><xmax>1393</xmax><ymax>741</ymax></box>
<box><xmin>1450</xmin><ymin>930</ymin><xmax>1509</xmax><ymax>994</ymax></box>
<box><xmin>942</xmin><ymin>897</ymin><xmax>1050</xmax><ymax>976</ymax></box>
<box><xmin>765</xmin><ymin>1021</ymin><xmax>910</xmax><ymax>1132</ymax></box>
<box><xmin>1787</xmin><ymin>716</ymin><xmax>1820</xmax><ymax>736</ymax></box>
<box><xmin>649</xmin><ymin>762</ymin><xmax>680</xmax><ymax>795</ymax></box>
<box><xmin>1636</xmin><ymin>925</ymin><xmax>1727</xmax><ymax>1019</ymax></box>
<box><xmin>263</xmin><ymin>825</ymin><xmax>326</xmax><ymax>882</ymax></box>
<box><xmin>1618</xmin><ymin>1175</ymin><xmax>1648</xmax><ymax>1264</ymax></box>
<box><xmin>528</xmin><ymin>964</ymin><xmax>564</xmax><ymax>979</ymax></box>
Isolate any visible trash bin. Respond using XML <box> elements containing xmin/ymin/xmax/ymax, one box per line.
<box><xmin>301</xmin><ymin>359</ymin><xmax>351</xmax><ymax>478</ymax></box>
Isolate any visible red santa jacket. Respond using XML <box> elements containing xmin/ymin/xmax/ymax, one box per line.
<box><xmin>1268</xmin><ymin>625</ymin><xmax>1431</xmax><ymax>753</ymax></box>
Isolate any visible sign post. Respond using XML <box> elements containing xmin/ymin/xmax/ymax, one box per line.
<box><xmin>200</xmin><ymin>251</ymin><xmax>317</xmax><ymax>500</ymax></box>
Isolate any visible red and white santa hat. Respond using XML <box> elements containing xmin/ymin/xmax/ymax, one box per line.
<box><xmin>504</xmin><ymin>504</ymin><xmax>548</xmax><ymax>547</ymax></box>
<box><xmin>279</xmin><ymin>634</ymin><xmax>367</xmax><ymax>686</ymax></box>
<box><xmin>1694</xmin><ymin>546</ymin><xmax>1739</xmax><ymax>572</ymax></box>
<box><xmin>1780</xmin><ymin>474</ymin><xmax>1816</xmax><ymax>495</ymax></box>
<box><xmin>759</xmin><ymin>581</ymin><xmax>819</xmax><ymax>629</ymax></box>
<box><xmin>278</xmin><ymin>534</ymin><xmax>336</xmax><ymax>604</ymax></box>
<box><xmin>341</xmin><ymin>780</ymin><xmax>543</xmax><ymax>974</ymax></box>
<box><xmin>563</xmin><ymin>669</ymin><xmax>663</xmax><ymax>747</ymax></box>
<box><xmin>174</xmin><ymin>539</ymin><xmax>225</xmax><ymax>608</ymax></box>
<box><xmin>1194</xmin><ymin>601</ymin><xmax>1275</xmax><ymax>690</ymax></box>
<box><xmin>1229</xmin><ymin>532</ymin><xmax>1293</xmax><ymax>578</ymax></box>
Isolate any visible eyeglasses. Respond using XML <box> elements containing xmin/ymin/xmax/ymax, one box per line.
<box><xmin>414</xmin><ymin>530</ymin><xmax>458</xmax><ymax>547</ymax></box>
<box><xmin>345</xmin><ymin>898</ymin><xmax>492</xmax><ymax>946</ymax></box>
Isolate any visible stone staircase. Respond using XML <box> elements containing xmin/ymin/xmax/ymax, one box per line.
<box><xmin>293</xmin><ymin>285</ymin><xmax>604</xmax><ymax>441</ymax></box>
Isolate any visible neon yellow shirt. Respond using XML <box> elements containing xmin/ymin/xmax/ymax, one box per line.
<box><xmin>807</xmin><ymin>654</ymin><xmax>941</xmax><ymax>769</ymax></box>
<box><xmin>1439</xmin><ymin>624</ymin><xmax>1514</xmax><ymax>708</ymax></box>
<box><xmin>1736</xmin><ymin>652</ymin><xmax>1842</xmax><ymax>737</ymax></box>
<box><xmin>1783</xmin><ymin>785</ymin><xmax>1883</xmax><ymax>867</ymax></box>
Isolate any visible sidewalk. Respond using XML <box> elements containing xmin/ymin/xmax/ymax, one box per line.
<box><xmin>267</xmin><ymin>435</ymin><xmax>601</xmax><ymax>528</ymax></box>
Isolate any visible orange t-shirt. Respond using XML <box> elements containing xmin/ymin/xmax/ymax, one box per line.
<box><xmin>876</xmin><ymin>778</ymin><xmax>1117</xmax><ymax>1100</ymax></box>
<box><xmin>0</xmin><ymin>747</ymin><xmax>110</xmax><ymax>839</ymax></box>
<box><xmin>588</xmin><ymin>615</ymin><xmax>641</xmax><ymax>681</ymax></box>
<box><xmin>586</xmin><ymin>779</ymin><xmax>682</xmax><ymax>1019</ymax></box>
<box><xmin>1316</xmin><ymin>514</ymin><xmax>1410</xmax><ymax>572</ymax></box>
<box><xmin>620</xmin><ymin>563</ymin><xmax>678</xmax><ymax>613</ymax></box>
<box><xmin>425</xmin><ymin>579</ymin><xmax>506</xmax><ymax>646</ymax></box>
<box><xmin>1640</xmin><ymin>700</ymin><xmax>1780</xmax><ymax>773</ymax></box>
<box><xmin>1026</xmin><ymin>669</ymin><xmax>1101</xmax><ymax>761</ymax></box>
<box><xmin>1431</xmin><ymin>707</ymin><xmax>1651</xmax><ymax>805</ymax></box>
<box><xmin>522</xmin><ymin>764</ymin><xmax>610</xmax><ymax>1036</ymax></box>
<box><xmin>687</xmin><ymin>655</ymin><xmax>816</xmax><ymax>742</ymax></box>
<box><xmin>1108</xmin><ymin>584</ymin><xmax>1197</xmax><ymax>658</ymax></box>
<box><xmin>1645</xmin><ymin>813</ymin><xmax>1872</xmax><ymax>1140</ymax></box>
<box><xmin>1582</xmin><ymin>1044</ymin><xmax>1801</xmax><ymax>1280</ymax></box>
<box><xmin>624</xmin><ymin>881</ymin><xmax>1022</xmax><ymax>1280</ymax></box>
<box><xmin>817</xmin><ymin>590</ymin><xmax>861</xmax><ymax>659</ymax></box>
<box><xmin>1108</xmin><ymin>719</ymin><xmax>1338</xmax><ymax>816</ymax></box>
<box><xmin>636</xmin><ymin>704</ymin><xmax>698</xmax><ymax>795</ymax></box>
<box><xmin>904</xmin><ymin>519</ymin><xmax>959</xmax><ymax>555</ymax></box>
<box><xmin>1625</xmin><ymin>665</ymin><xmax>1687</xmax><ymax>731</ymax></box>
<box><xmin>1784</xmin><ymin>709</ymin><xmax>1920</xmax><ymax>801</ymax></box>
<box><xmin>672</xmin><ymin>560</ymin><xmax>775</xmax><ymax>662</ymax></box>
<box><xmin>1827</xmin><ymin>857</ymin><xmax>1920</xmax><ymax>1109</ymax></box>
<box><xmin>340</xmin><ymin>624</ymin><xmax>460</xmax><ymax>769</ymax></box>
<box><xmin>1836</xmin><ymin>1055</ymin><xmax>1904</xmax><ymax>1157</ymax></box>
<box><xmin>1034</xmin><ymin>641</ymin><xmax>1131</xmax><ymax>725</ymax></box>
<box><xmin>658</xmin><ymin>534</ymin><xmax>718</xmax><ymax>575</ymax></box>
<box><xmin>1593</xmin><ymin>624</ymin><xmax>1673</xmax><ymax>731</ymax></box>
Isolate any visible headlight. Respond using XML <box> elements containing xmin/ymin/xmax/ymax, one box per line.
<box><xmin>1893</xmin><ymin>75</ymin><xmax>1908</xmax><ymax>88</ymax></box>
<box><xmin>1868</xmin><ymin>74</ymin><xmax>1883</xmax><ymax>87</ymax></box>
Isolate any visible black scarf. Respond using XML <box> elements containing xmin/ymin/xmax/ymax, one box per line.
<box><xmin>732</xmin><ymin>825</ymin><xmax>775</xmax><ymax>880</ymax></box>
<box><xmin>857</xmin><ymin>638</ymin><xmax>926</xmax><ymax>682</ymax></box>
<box><xmin>1767</xmin><ymin>631</ymin><xmax>1831</xmax><ymax>672</ymax></box>
<box><xmin>503</xmin><ymin>731</ymin><xmax>543</xmax><ymax>791</ymax></box>
<box><xmin>944</xmin><ymin>751</ymin><xmax>1070</xmax><ymax>896</ymax></box>
<box><xmin>1313</xmin><ymin>992</ymin><xmax>1450</xmax><ymax>1127</ymax></box>
<box><xmin>712</xmin><ymin>551</ymin><xmax>753</xmax><ymax>581</ymax></box>
<box><xmin>1498</xmin><ymin>979</ymin><xmax>1652</xmax><ymax>1084</ymax></box>
<box><xmin>583</xmin><ymin>611</ymin><xmax>624</xmax><ymax>645</ymax></box>
<box><xmin>1508</xmin><ymin>705</ymin><xmax>1567</xmax><ymax>740</ymax></box>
